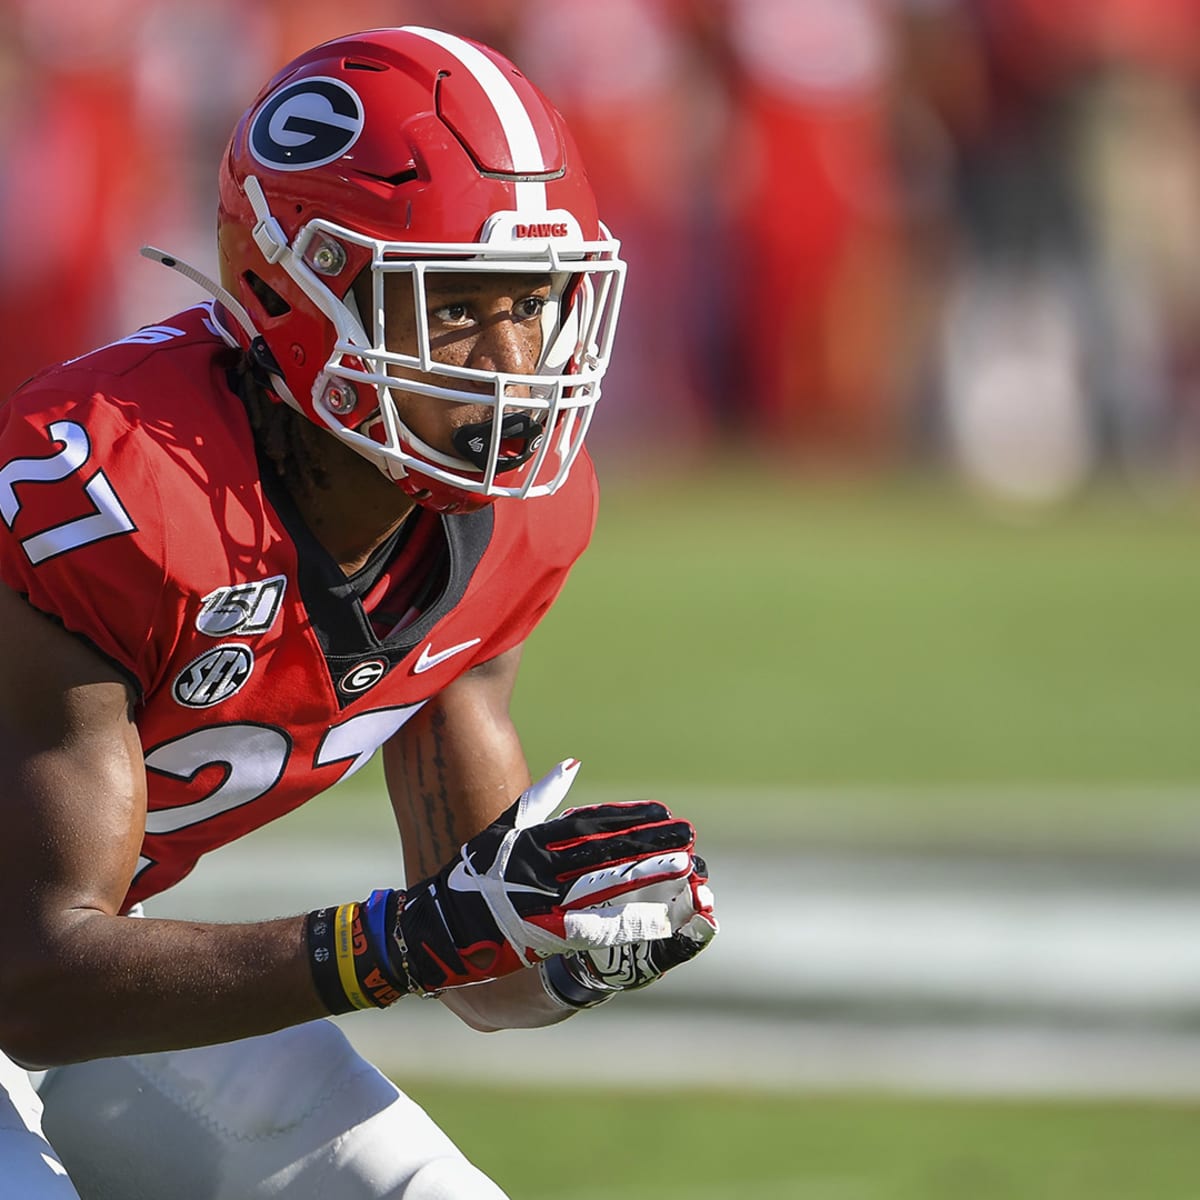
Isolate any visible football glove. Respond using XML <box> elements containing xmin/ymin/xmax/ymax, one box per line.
<box><xmin>389</xmin><ymin>760</ymin><xmax>698</xmax><ymax>994</ymax></box>
<box><xmin>540</xmin><ymin>853</ymin><xmax>718</xmax><ymax>1008</ymax></box>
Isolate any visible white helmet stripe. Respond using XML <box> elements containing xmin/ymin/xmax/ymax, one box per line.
<box><xmin>401</xmin><ymin>25</ymin><xmax>549</xmax><ymax>214</ymax></box>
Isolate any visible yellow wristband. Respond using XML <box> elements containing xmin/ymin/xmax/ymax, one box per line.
<box><xmin>333</xmin><ymin>902</ymin><xmax>373</xmax><ymax>1011</ymax></box>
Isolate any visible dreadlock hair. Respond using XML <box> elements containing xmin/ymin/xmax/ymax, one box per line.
<box><xmin>233</xmin><ymin>352</ymin><xmax>332</xmax><ymax>497</ymax></box>
<box><xmin>227</xmin><ymin>268</ymin><xmax>338</xmax><ymax>499</ymax></box>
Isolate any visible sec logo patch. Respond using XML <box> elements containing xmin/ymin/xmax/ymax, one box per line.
<box><xmin>172</xmin><ymin>645</ymin><xmax>254</xmax><ymax>708</ymax></box>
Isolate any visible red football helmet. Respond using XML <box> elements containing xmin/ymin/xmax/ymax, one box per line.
<box><xmin>203</xmin><ymin>26</ymin><xmax>624</xmax><ymax>512</ymax></box>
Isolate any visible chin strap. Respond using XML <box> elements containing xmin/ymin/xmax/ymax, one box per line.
<box><xmin>140</xmin><ymin>244</ymin><xmax>294</xmax><ymax>399</ymax></box>
<box><xmin>140</xmin><ymin>246</ymin><xmax>259</xmax><ymax>344</ymax></box>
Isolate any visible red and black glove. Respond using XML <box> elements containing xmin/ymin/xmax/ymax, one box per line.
<box><xmin>539</xmin><ymin>853</ymin><xmax>718</xmax><ymax>1009</ymax></box>
<box><xmin>305</xmin><ymin>761</ymin><xmax>698</xmax><ymax>1010</ymax></box>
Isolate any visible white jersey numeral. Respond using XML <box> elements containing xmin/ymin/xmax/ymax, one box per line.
<box><xmin>0</xmin><ymin>420</ymin><xmax>135</xmax><ymax>564</ymax></box>
<box><xmin>144</xmin><ymin>723</ymin><xmax>290</xmax><ymax>834</ymax></box>
<box><xmin>134</xmin><ymin>703</ymin><xmax>427</xmax><ymax>881</ymax></box>
<box><xmin>314</xmin><ymin>705</ymin><xmax>427</xmax><ymax>781</ymax></box>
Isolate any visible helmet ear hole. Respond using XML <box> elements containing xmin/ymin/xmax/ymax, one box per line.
<box><xmin>244</xmin><ymin>271</ymin><xmax>290</xmax><ymax>318</ymax></box>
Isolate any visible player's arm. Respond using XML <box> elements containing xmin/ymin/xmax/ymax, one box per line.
<box><xmin>0</xmin><ymin>590</ymin><xmax>695</xmax><ymax>1063</ymax></box>
<box><xmin>382</xmin><ymin>643</ymin><xmax>721</xmax><ymax>1027</ymax></box>
<box><xmin>380</xmin><ymin>644</ymin><xmax>719</xmax><ymax>1028</ymax></box>
<box><xmin>0</xmin><ymin>583</ymin><xmax>329</xmax><ymax>1068</ymax></box>
<box><xmin>381</xmin><ymin>643</ymin><xmax>570</xmax><ymax>1031</ymax></box>
<box><xmin>384</xmin><ymin>644</ymin><xmax>533</xmax><ymax>879</ymax></box>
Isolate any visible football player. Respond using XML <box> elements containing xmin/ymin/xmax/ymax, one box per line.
<box><xmin>0</xmin><ymin>27</ymin><xmax>717</xmax><ymax>1200</ymax></box>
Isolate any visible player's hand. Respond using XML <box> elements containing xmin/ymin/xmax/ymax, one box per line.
<box><xmin>393</xmin><ymin>760</ymin><xmax>697</xmax><ymax>994</ymax></box>
<box><xmin>584</xmin><ymin>854</ymin><xmax>719</xmax><ymax>988</ymax></box>
<box><xmin>540</xmin><ymin>853</ymin><xmax>718</xmax><ymax>1007</ymax></box>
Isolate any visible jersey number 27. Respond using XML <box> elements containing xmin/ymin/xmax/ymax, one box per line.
<box><xmin>0</xmin><ymin>420</ymin><xmax>135</xmax><ymax>564</ymax></box>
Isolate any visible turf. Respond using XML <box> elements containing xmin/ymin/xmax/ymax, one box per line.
<box><xmin>313</xmin><ymin>466</ymin><xmax>1200</xmax><ymax>850</ymax></box>
<box><xmin>407</xmin><ymin>1081</ymin><xmax>1200</xmax><ymax>1200</ymax></box>
<box><xmin>282</xmin><ymin>469</ymin><xmax>1200</xmax><ymax>1181</ymax></box>
<box><xmin>514</xmin><ymin>466</ymin><xmax>1200</xmax><ymax>788</ymax></box>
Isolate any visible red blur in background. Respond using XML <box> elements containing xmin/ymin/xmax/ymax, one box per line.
<box><xmin>5</xmin><ymin>0</ymin><xmax>1200</xmax><ymax>496</ymax></box>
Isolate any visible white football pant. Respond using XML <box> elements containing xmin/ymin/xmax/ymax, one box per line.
<box><xmin>32</xmin><ymin>1020</ymin><xmax>509</xmax><ymax>1199</ymax></box>
<box><xmin>0</xmin><ymin>1051</ymin><xmax>81</xmax><ymax>1198</ymax></box>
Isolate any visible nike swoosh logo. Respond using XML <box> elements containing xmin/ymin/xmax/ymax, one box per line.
<box><xmin>446</xmin><ymin>858</ymin><xmax>555</xmax><ymax>897</ymax></box>
<box><xmin>412</xmin><ymin>637</ymin><xmax>482</xmax><ymax>674</ymax></box>
<box><xmin>447</xmin><ymin>860</ymin><xmax>475</xmax><ymax>892</ymax></box>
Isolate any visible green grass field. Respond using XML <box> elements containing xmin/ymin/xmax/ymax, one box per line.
<box><xmin>508</xmin><ymin>467</ymin><xmax>1200</xmax><ymax>850</ymax></box>
<box><xmin>408</xmin><ymin>1082</ymin><xmax>1200</xmax><ymax>1200</ymax></box>
<box><xmin>327</xmin><ymin>466</ymin><xmax>1200</xmax><ymax>1195</ymax></box>
<box><xmin>316</xmin><ymin>465</ymin><xmax>1200</xmax><ymax>850</ymax></box>
<box><xmin>514</xmin><ymin>467</ymin><xmax>1200</xmax><ymax>788</ymax></box>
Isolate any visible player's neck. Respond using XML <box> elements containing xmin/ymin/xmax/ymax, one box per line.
<box><xmin>286</xmin><ymin>445</ymin><xmax>420</xmax><ymax>577</ymax></box>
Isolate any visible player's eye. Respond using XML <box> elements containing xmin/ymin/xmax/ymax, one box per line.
<box><xmin>432</xmin><ymin>302</ymin><xmax>472</xmax><ymax>325</ymax></box>
<box><xmin>514</xmin><ymin>296</ymin><xmax>546</xmax><ymax>321</ymax></box>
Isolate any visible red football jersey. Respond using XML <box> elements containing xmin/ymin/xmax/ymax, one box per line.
<box><xmin>0</xmin><ymin>304</ymin><xmax>597</xmax><ymax>907</ymax></box>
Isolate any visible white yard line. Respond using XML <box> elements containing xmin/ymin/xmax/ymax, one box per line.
<box><xmin>145</xmin><ymin>788</ymin><xmax>1200</xmax><ymax>1097</ymax></box>
<box><xmin>338</xmin><ymin>1007</ymin><xmax>1200</xmax><ymax>1101</ymax></box>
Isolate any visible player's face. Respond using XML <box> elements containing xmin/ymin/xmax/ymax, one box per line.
<box><xmin>360</xmin><ymin>271</ymin><xmax>551</xmax><ymax>459</ymax></box>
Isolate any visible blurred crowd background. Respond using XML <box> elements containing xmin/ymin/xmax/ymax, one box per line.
<box><xmin>12</xmin><ymin>2</ymin><xmax>1200</xmax><ymax>1125</ymax></box>
<box><xmin>4</xmin><ymin>0</ymin><xmax>1200</xmax><ymax>505</ymax></box>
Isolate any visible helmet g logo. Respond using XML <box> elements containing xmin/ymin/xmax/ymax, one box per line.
<box><xmin>249</xmin><ymin>77</ymin><xmax>364</xmax><ymax>171</ymax></box>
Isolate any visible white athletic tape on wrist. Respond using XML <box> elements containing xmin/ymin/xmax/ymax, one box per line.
<box><xmin>562</xmin><ymin>903</ymin><xmax>672</xmax><ymax>947</ymax></box>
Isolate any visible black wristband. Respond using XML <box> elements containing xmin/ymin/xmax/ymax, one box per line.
<box><xmin>304</xmin><ymin>907</ymin><xmax>356</xmax><ymax>1015</ymax></box>
<box><xmin>541</xmin><ymin>954</ymin><xmax>614</xmax><ymax>1010</ymax></box>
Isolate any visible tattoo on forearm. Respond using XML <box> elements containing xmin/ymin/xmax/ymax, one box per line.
<box><xmin>397</xmin><ymin>706</ymin><xmax>457</xmax><ymax>876</ymax></box>
<box><xmin>424</xmin><ymin>706</ymin><xmax>459</xmax><ymax>863</ymax></box>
